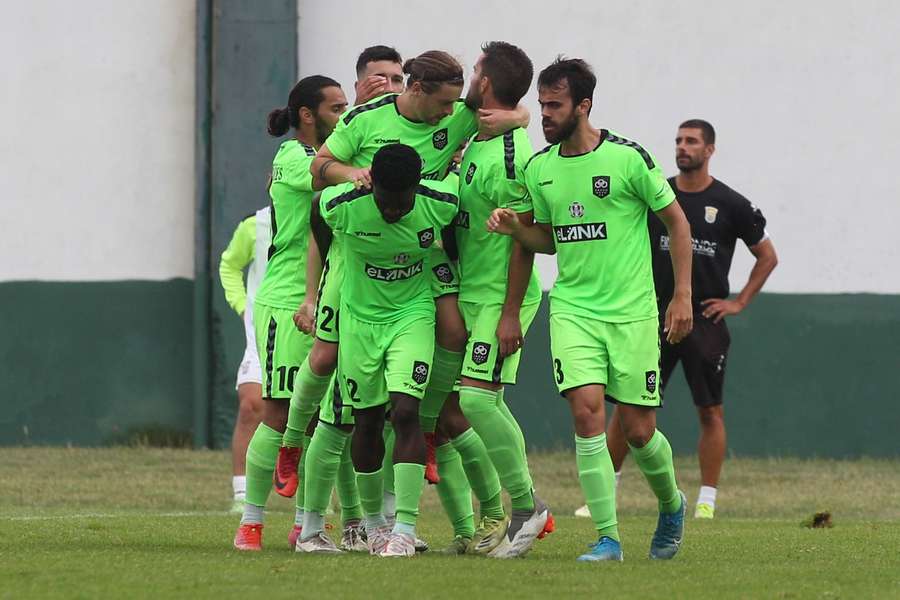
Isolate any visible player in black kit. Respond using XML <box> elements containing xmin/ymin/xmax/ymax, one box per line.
<box><xmin>606</xmin><ymin>119</ymin><xmax>778</xmax><ymax>519</ymax></box>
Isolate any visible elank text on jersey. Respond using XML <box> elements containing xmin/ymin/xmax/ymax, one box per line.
<box><xmin>365</xmin><ymin>260</ymin><xmax>424</xmax><ymax>281</ymax></box>
<box><xmin>553</xmin><ymin>222</ymin><xmax>607</xmax><ymax>243</ymax></box>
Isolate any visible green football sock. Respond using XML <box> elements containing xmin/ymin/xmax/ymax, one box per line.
<box><xmin>243</xmin><ymin>423</ymin><xmax>282</xmax><ymax>511</ymax></box>
<box><xmin>382</xmin><ymin>423</ymin><xmax>395</xmax><ymax>495</ymax></box>
<box><xmin>629</xmin><ymin>429</ymin><xmax>682</xmax><ymax>514</ymax></box>
<box><xmin>459</xmin><ymin>386</ymin><xmax>533</xmax><ymax>512</ymax></box>
<box><xmin>337</xmin><ymin>432</ymin><xmax>363</xmax><ymax>523</ymax></box>
<box><xmin>419</xmin><ymin>346</ymin><xmax>464</xmax><ymax>433</ymax></box>
<box><xmin>576</xmin><ymin>434</ymin><xmax>619</xmax><ymax>541</ymax></box>
<box><xmin>496</xmin><ymin>389</ymin><xmax>533</xmax><ymax>490</ymax></box>
<box><xmin>356</xmin><ymin>468</ymin><xmax>386</xmax><ymax>529</ymax></box>
<box><xmin>283</xmin><ymin>358</ymin><xmax>330</xmax><ymax>447</ymax></box>
<box><xmin>302</xmin><ymin>423</ymin><xmax>346</xmax><ymax>515</ymax></box>
<box><xmin>451</xmin><ymin>427</ymin><xmax>504</xmax><ymax>520</ymax></box>
<box><xmin>394</xmin><ymin>463</ymin><xmax>426</xmax><ymax>527</ymax></box>
<box><xmin>435</xmin><ymin>442</ymin><xmax>476</xmax><ymax>539</ymax></box>
<box><xmin>295</xmin><ymin>433</ymin><xmax>313</xmax><ymax>513</ymax></box>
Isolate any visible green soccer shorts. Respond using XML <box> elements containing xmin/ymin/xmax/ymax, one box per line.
<box><xmin>317</xmin><ymin>373</ymin><xmax>355</xmax><ymax>427</ymax></box>
<box><xmin>549</xmin><ymin>313</ymin><xmax>661</xmax><ymax>407</ymax></box>
<box><xmin>458</xmin><ymin>300</ymin><xmax>541</xmax><ymax>385</ymax></box>
<box><xmin>254</xmin><ymin>301</ymin><xmax>315</xmax><ymax>400</ymax></box>
<box><xmin>314</xmin><ymin>254</ymin><xmax>342</xmax><ymax>344</ymax></box>
<box><xmin>338</xmin><ymin>309</ymin><xmax>436</xmax><ymax>409</ymax></box>
<box><xmin>430</xmin><ymin>246</ymin><xmax>460</xmax><ymax>298</ymax></box>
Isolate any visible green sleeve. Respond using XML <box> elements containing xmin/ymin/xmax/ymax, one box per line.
<box><xmin>323</xmin><ymin>110</ymin><xmax>362</xmax><ymax>163</ymax></box>
<box><xmin>218</xmin><ymin>216</ymin><xmax>256</xmax><ymax>314</ymax></box>
<box><xmin>320</xmin><ymin>189</ymin><xmax>348</xmax><ymax>233</ymax></box>
<box><xmin>524</xmin><ymin>158</ymin><xmax>549</xmax><ymax>223</ymax></box>
<box><xmin>275</xmin><ymin>153</ymin><xmax>314</xmax><ymax>192</ymax></box>
<box><xmin>630</xmin><ymin>151</ymin><xmax>674</xmax><ymax>212</ymax></box>
<box><xmin>452</xmin><ymin>102</ymin><xmax>479</xmax><ymax>140</ymax></box>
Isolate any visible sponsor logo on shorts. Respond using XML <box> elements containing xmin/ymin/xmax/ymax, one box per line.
<box><xmin>645</xmin><ymin>371</ymin><xmax>657</xmax><ymax>394</ymax></box>
<box><xmin>569</xmin><ymin>202</ymin><xmax>585</xmax><ymax>218</ymax></box>
<box><xmin>553</xmin><ymin>222</ymin><xmax>607</xmax><ymax>243</ymax></box>
<box><xmin>465</xmin><ymin>163</ymin><xmax>477</xmax><ymax>184</ymax></box>
<box><xmin>592</xmin><ymin>175</ymin><xmax>610</xmax><ymax>198</ymax></box>
<box><xmin>418</xmin><ymin>228</ymin><xmax>435</xmax><ymax>248</ymax></box>
<box><xmin>471</xmin><ymin>342</ymin><xmax>491</xmax><ymax>365</ymax></box>
<box><xmin>455</xmin><ymin>210</ymin><xmax>470</xmax><ymax>229</ymax></box>
<box><xmin>412</xmin><ymin>361</ymin><xmax>430</xmax><ymax>385</ymax></box>
<box><xmin>467</xmin><ymin>367</ymin><xmax>489</xmax><ymax>374</ymax></box>
<box><xmin>433</xmin><ymin>128</ymin><xmax>449</xmax><ymax>150</ymax></box>
<box><xmin>365</xmin><ymin>260</ymin><xmax>424</xmax><ymax>282</ymax></box>
<box><xmin>433</xmin><ymin>263</ymin><xmax>454</xmax><ymax>284</ymax></box>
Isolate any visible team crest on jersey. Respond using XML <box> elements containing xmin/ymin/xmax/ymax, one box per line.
<box><xmin>418</xmin><ymin>228</ymin><xmax>435</xmax><ymax>248</ymax></box>
<box><xmin>433</xmin><ymin>263</ymin><xmax>454</xmax><ymax>284</ymax></box>
<box><xmin>412</xmin><ymin>361</ymin><xmax>430</xmax><ymax>385</ymax></box>
<box><xmin>433</xmin><ymin>128</ymin><xmax>449</xmax><ymax>150</ymax></box>
<box><xmin>705</xmin><ymin>206</ymin><xmax>719</xmax><ymax>224</ymax></box>
<box><xmin>471</xmin><ymin>342</ymin><xmax>491</xmax><ymax>365</ymax></box>
<box><xmin>465</xmin><ymin>163</ymin><xmax>477</xmax><ymax>184</ymax></box>
<box><xmin>645</xmin><ymin>371</ymin><xmax>657</xmax><ymax>394</ymax></box>
<box><xmin>569</xmin><ymin>202</ymin><xmax>585</xmax><ymax>218</ymax></box>
<box><xmin>395</xmin><ymin>253</ymin><xmax>409</xmax><ymax>265</ymax></box>
<box><xmin>592</xmin><ymin>176</ymin><xmax>610</xmax><ymax>198</ymax></box>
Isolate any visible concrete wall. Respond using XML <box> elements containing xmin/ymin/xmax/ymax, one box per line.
<box><xmin>0</xmin><ymin>1</ymin><xmax>196</xmax><ymax>282</ymax></box>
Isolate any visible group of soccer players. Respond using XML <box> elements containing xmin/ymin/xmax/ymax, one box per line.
<box><xmin>225</xmin><ymin>41</ymin><xmax>696</xmax><ymax>562</ymax></box>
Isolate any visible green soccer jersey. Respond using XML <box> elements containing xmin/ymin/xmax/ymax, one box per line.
<box><xmin>525</xmin><ymin>130</ymin><xmax>675</xmax><ymax>322</ymax></box>
<box><xmin>254</xmin><ymin>139</ymin><xmax>315</xmax><ymax>309</ymax></box>
<box><xmin>320</xmin><ymin>179</ymin><xmax>459</xmax><ymax>323</ymax></box>
<box><xmin>457</xmin><ymin>128</ymin><xmax>541</xmax><ymax>304</ymax></box>
<box><xmin>325</xmin><ymin>93</ymin><xmax>478</xmax><ymax>180</ymax></box>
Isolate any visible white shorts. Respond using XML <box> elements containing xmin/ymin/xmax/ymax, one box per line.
<box><xmin>235</xmin><ymin>305</ymin><xmax>262</xmax><ymax>388</ymax></box>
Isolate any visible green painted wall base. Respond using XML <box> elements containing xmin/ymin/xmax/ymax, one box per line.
<box><xmin>0</xmin><ymin>280</ymin><xmax>193</xmax><ymax>446</ymax></box>
<box><xmin>507</xmin><ymin>293</ymin><xmax>900</xmax><ymax>457</ymax></box>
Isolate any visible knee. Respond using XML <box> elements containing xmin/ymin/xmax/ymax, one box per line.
<box><xmin>438</xmin><ymin>410</ymin><xmax>469</xmax><ymax>439</ymax></box>
<box><xmin>436</xmin><ymin>323</ymin><xmax>467</xmax><ymax>353</ymax></box>
<box><xmin>263</xmin><ymin>409</ymin><xmax>288</xmax><ymax>433</ymax></box>
<box><xmin>236</xmin><ymin>398</ymin><xmax>261</xmax><ymax>427</ymax></box>
<box><xmin>390</xmin><ymin>402</ymin><xmax>419</xmax><ymax>432</ymax></box>
<box><xmin>308</xmin><ymin>343</ymin><xmax>337</xmax><ymax>375</ymax></box>
<box><xmin>622</xmin><ymin>420</ymin><xmax>655</xmax><ymax>448</ymax></box>
<box><xmin>697</xmin><ymin>405</ymin><xmax>724</xmax><ymax>427</ymax></box>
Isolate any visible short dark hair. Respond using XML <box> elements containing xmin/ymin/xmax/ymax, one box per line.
<box><xmin>537</xmin><ymin>56</ymin><xmax>596</xmax><ymax>112</ymax></box>
<box><xmin>355</xmin><ymin>45</ymin><xmax>402</xmax><ymax>78</ymax></box>
<box><xmin>267</xmin><ymin>75</ymin><xmax>341</xmax><ymax>137</ymax></box>
<box><xmin>480</xmin><ymin>41</ymin><xmax>533</xmax><ymax>106</ymax></box>
<box><xmin>679</xmin><ymin>119</ymin><xmax>716</xmax><ymax>144</ymax></box>
<box><xmin>372</xmin><ymin>144</ymin><xmax>421</xmax><ymax>191</ymax></box>
<box><xmin>403</xmin><ymin>50</ymin><xmax>464</xmax><ymax>94</ymax></box>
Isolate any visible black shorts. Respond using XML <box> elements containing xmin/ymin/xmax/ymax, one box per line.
<box><xmin>660</xmin><ymin>315</ymin><xmax>730</xmax><ymax>407</ymax></box>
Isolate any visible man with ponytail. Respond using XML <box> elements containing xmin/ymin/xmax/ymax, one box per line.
<box><xmin>232</xmin><ymin>75</ymin><xmax>352</xmax><ymax>552</ymax></box>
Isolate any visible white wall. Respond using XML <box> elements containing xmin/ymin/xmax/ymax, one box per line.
<box><xmin>298</xmin><ymin>0</ymin><xmax>900</xmax><ymax>294</ymax></box>
<box><xmin>0</xmin><ymin>1</ymin><xmax>195</xmax><ymax>281</ymax></box>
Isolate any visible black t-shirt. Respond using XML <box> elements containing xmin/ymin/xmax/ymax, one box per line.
<box><xmin>649</xmin><ymin>177</ymin><xmax>767</xmax><ymax>313</ymax></box>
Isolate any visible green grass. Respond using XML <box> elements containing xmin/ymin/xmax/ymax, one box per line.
<box><xmin>1</xmin><ymin>448</ymin><xmax>899</xmax><ymax>599</ymax></box>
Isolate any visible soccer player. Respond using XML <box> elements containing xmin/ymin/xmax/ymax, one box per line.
<box><xmin>487</xmin><ymin>57</ymin><xmax>693</xmax><ymax>562</ymax></box>
<box><xmin>232</xmin><ymin>75</ymin><xmax>349</xmax><ymax>551</ymax></box>
<box><xmin>321</xmin><ymin>143</ymin><xmax>460</xmax><ymax>557</ymax></box>
<box><xmin>218</xmin><ymin>206</ymin><xmax>271</xmax><ymax>512</ymax></box>
<box><xmin>455</xmin><ymin>41</ymin><xmax>550</xmax><ymax>558</ymax></box>
<box><xmin>605</xmin><ymin>119</ymin><xmax>778</xmax><ymax>519</ymax></box>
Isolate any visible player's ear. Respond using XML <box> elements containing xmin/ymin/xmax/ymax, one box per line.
<box><xmin>298</xmin><ymin>106</ymin><xmax>314</xmax><ymax>125</ymax></box>
<box><xmin>409</xmin><ymin>80</ymin><xmax>423</xmax><ymax>96</ymax></box>
<box><xmin>705</xmin><ymin>143</ymin><xmax>715</xmax><ymax>159</ymax></box>
<box><xmin>577</xmin><ymin>98</ymin><xmax>592</xmax><ymax>117</ymax></box>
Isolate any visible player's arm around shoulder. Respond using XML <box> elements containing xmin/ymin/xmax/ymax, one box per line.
<box><xmin>487</xmin><ymin>149</ymin><xmax>555</xmax><ymax>254</ymax></box>
<box><xmin>311</xmin><ymin>104</ymin><xmax>371</xmax><ymax>190</ymax></box>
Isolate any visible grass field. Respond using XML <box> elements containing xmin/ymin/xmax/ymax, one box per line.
<box><xmin>1</xmin><ymin>448</ymin><xmax>899</xmax><ymax>599</ymax></box>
